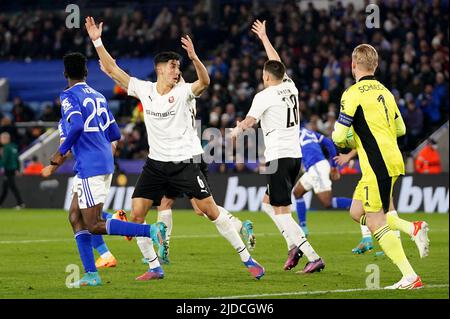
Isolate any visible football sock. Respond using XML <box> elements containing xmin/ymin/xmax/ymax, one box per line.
<box><xmin>102</xmin><ymin>211</ymin><xmax>113</xmax><ymax>220</ymax></box>
<box><xmin>157</xmin><ymin>209</ymin><xmax>172</xmax><ymax>247</ymax></box>
<box><xmin>91</xmin><ymin>235</ymin><xmax>110</xmax><ymax>255</ymax></box>
<box><xmin>137</xmin><ymin>237</ymin><xmax>160</xmax><ymax>269</ymax></box>
<box><xmin>386</xmin><ymin>210</ymin><xmax>412</xmax><ymax>237</ymax></box>
<box><xmin>213</xmin><ymin>209</ymin><xmax>250</xmax><ymax>262</ymax></box>
<box><xmin>74</xmin><ymin>230</ymin><xmax>96</xmax><ymax>273</ymax></box>
<box><xmin>135</xmin><ymin>221</ymin><xmax>161</xmax><ymax>269</ymax></box>
<box><xmin>262</xmin><ymin>202</ymin><xmax>296</xmax><ymax>250</ymax></box>
<box><xmin>218</xmin><ymin>206</ymin><xmax>243</xmax><ymax>233</ymax></box>
<box><xmin>106</xmin><ymin>219</ymin><xmax>150</xmax><ymax>237</ymax></box>
<box><xmin>274</xmin><ymin>213</ymin><xmax>320</xmax><ymax>261</ymax></box>
<box><xmin>295</xmin><ymin>198</ymin><xmax>307</xmax><ymax>227</ymax></box>
<box><xmin>331</xmin><ymin>197</ymin><xmax>352</xmax><ymax>209</ymax></box>
<box><xmin>100</xmin><ymin>251</ymin><xmax>113</xmax><ymax>259</ymax></box>
<box><xmin>360</xmin><ymin>224</ymin><xmax>372</xmax><ymax>239</ymax></box>
<box><xmin>374</xmin><ymin>225</ymin><xmax>417</xmax><ymax>279</ymax></box>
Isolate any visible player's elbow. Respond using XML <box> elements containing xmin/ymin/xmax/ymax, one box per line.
<box><xmin>200</xmin><ymin>76</ymin><xmax>210</xmax><ymax>88</ymax></box>
<box><xmin>71</xmin><ymin>119</ymin><xmax>84</xmax><ymax>134</ymax></box>
<box><xmin>396</xmin><ymin>126</ymin><xmax>406</xmax><ymax>137</ymax></box>
<box><xmin>331</xmin><ymin>132</ymin><xmax>345</xmax><ymax>146</ymax></box>
<box><xmin>108</xmin><ymin>124</ymin><xmax>121</xmax><ymax>142</ymax></box>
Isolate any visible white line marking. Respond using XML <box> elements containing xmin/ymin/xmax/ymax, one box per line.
<box><xmin>204</xmin><ymin>284</ymin><xmax>450</xmax><ymax>299</ymax></box>
<box><xmin>0</xmin><ymin>229</ymin><xmax>448</xmax><ymax>244</ymax></box>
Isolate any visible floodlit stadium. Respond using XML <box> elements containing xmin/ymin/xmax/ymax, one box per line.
<box><xmin>0</xmin><ymin>0</ymin><xmax>448</xmax><ymax>305</ymax></box>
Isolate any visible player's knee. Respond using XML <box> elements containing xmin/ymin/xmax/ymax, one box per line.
<box><xmin>349</xmin><ymin>209</ymin><xmax>362</xmax><ymax>223</ymax></box>
<box><xmin>68</xmin><ymin>210</ymin><xmax>80</xmax><ymax>227</ymax></box>
<box><xmin>86</xmin><ymin>221</ymin><xmax>104</xmax><ymax>235</ymax></box>
<box><xmin>322</xmin><ymin>201</ymin><xmax>332</xmax><ymax>209</ymax></box>
<box><xmin>293</xmin><ymin>188</ymin><xmax>303</xmax><ymax>199</ymax></box>
<box><xmin>130</xmin><ymin>212</ymin><xmax>145</xmax><ymax>224</ymax></box>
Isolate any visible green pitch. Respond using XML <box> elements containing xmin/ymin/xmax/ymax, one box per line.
<box><xmin>0</xmin><ymin>209</ymin><xmax>448</xmax><ymax>299</ymax></box>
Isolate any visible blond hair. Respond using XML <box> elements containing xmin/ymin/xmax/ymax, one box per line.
<box><xmin>352</xmin><ymin>44</ymin><xmax>378</xmax><ymax>72</ymax></box>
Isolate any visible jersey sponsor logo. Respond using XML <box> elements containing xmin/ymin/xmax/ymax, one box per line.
<box><xmin>145</xmin><ymin>110</ymin><xmax>176</xmax><ymax>117</ymax></box>
<box><xmin>168</xmin><ymin>96</ymin><xmax>175</xmax><ymax>103</ymax></box>
<box><xmin>61</xmin><ymin>98</ymin><xmax>73</xmax><ymax>113</ymax></box>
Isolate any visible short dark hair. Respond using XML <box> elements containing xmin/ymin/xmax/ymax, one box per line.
<box><xmin>263</xmin><ymin>60</ymin><xmax>286</xmax><ymax>80</ymax></box>
<box><xmin>63</xmin><ymin>52</ymin><xmax>87</xmax><ymax>80</ymax></box>
<box><xmin>154</xmin><ymin>51</ymin><xmax>181</xmax><ymax>67</ymax></box>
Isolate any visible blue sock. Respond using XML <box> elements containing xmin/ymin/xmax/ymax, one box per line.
<box><xmin>332</xmin><ymin>197</ymin><xmax>352</xmax><ymax>209</ymax></box>
<box><xmin>296</xmin><ymin>198</ymin><xmax>307</xmax><ymax>227</ymax></box>
<box><xmin>106</xmin><ymin>219</ymin><xmax>150</xmax><ymax>237</ymax></box>
<box><xmin>74</xmin><ymin>230</ymin><xmax>97</xmax><ymax>273</ymax></box>
<box><xmin>102</xmin><ymin>211</ymin><xmax>114</xmax><ymax>220</ymax></box>
<box><xmin>91</xmin><ymin>235</ymin><xmax>109</xmax><ymax>255</ymax></box>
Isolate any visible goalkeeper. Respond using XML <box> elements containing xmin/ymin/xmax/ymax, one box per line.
<box><xmin>332</xmin><ymin>44</ymin><xmax>430</xmax><ymax>290</ymax></box>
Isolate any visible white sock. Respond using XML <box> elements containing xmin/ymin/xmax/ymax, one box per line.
<box><xmin>386</xmin><ymin>210</ymin><xmax>402</xmax><ymax>238</ymax></box>
<box><xmin>158</xmin><ymin>209</ymin><xmax>173</xmax><ymax>246</ymax></box>
<box><xmin>275</xmin><ymin>213</ymin><xmax>320</xmax><ymax>262</ymax></box>
<box><xmin>136</xmin><ymin>223</ymin><xmax>160</xmax><ymax>269</ymax></box>
<box><xmin>218</xmin><ymin>206</ymin><xmax>243</xmax><ymax>233</ymax></box>
<box><xmin>360</xmin><ymin>224</ymin><xmax>372</xmax><ymax>238</ymax></box>
<box><xmin>213</xmin><ymin>209</ymin><xmax>250</xmax><ymax>262</ymax></box>
<box><xmin>100</xmin><ymin>251</ymin><xmax>112</xmax><ymax>259</ymax></box>
<box><xmin>262</xmin><ymin>202</ymin><xmax>296</xmax><ymax>250</ymax></box>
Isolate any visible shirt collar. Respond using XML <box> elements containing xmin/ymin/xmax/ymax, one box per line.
<box><xmin>358</xmin><ymin>75</ymin><xmax>376</xmax><ymax>82</ymax></box>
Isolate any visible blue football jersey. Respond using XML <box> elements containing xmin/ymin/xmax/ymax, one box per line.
<box><xmin>58</xmin><ymin>119</ymin><xmax>67</xmax><ymax>140</ymax></box>
<box><xmin>299</xmin><ymin>128</ymin><xmax>327</xmax><ymax>171</ymax></box>
<box><xmin>60</xmin><ymin>82</ymin><xmax>115</xmax><ymax>178</ymax></box>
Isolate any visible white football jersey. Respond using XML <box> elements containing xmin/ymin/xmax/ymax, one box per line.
<box><xmin>247</xmin><ymin>75</ymin><xmax>302</xmax><ymax>162</ymax></box>
<box><xmin>188</xmin><ymin>99</ymin><xmax>204</xmax><ymax>156</ymax></box>
<box><xmin>128</xmin><ymin>77</ymin><xmax>196</xmax><ymax>161</ymax></box>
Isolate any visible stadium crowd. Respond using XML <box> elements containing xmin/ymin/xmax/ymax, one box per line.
<box><xmin>0</xmin><ymin>0</ymin><xmax>448</xmax><ymax>172</ymax></box>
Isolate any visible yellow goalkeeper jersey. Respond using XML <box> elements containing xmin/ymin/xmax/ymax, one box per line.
<box><xmin>332</xmin><ymin>75</ymin><xmax>406</xmax><ymax>179</ymax></box>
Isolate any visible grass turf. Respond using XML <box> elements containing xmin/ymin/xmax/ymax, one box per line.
<box><xmin>0</xmin><ymin>209</ymin><xmax>448</xmax><ymax>299</ymax></box>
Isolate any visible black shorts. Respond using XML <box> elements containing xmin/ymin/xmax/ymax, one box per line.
<box><xmin>132</xmin><ymin>158</ymin><xmax>211</xmax><ymax>206</ymax></box>
<box><xmin>265</xmin><ymin>157</ymin><xmax>301</xmax><ymax>206</ymax></box>
<box><xmin>164</xmin><ymin>155</ymin><xmax>209</xmax><ymax>199</ymax></box>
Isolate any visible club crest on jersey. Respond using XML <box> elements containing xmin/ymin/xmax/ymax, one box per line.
<box><xmin>168</xmin><ymin>96</ymin><xmax>175</xmax><ymax>103</ymax></box>
<box><xmin>61</xmin><ymin>98</ymin><xmax>73</xmax><ymax>113</ymax></box>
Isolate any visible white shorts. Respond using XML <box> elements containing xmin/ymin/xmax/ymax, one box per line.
<box><xmin>72</xmin><ymin>174</ymin><xmax>112</xmax><ymax>209</ymax></box>
<box><xmin>300</xmin><ymin>160</ymin><xmax>332</xmax><ymax>194</ymax></box>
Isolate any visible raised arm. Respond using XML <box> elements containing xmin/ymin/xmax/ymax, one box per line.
<box><xmin>251</xmin><ymin>20</ymin><xmax>281</xmax><ymax>62</ymax></box>
<box><xmin>181</xmin><ymin>35</ymin><xmax>210</xmax><ymax>96</ymax></box>
<box><xmin>85</xmin><ymin>17</ymin><xmax>130</xmax><ymax>90</ymax></box>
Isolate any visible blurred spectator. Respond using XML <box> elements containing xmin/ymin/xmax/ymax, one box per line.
<box><xmin>11</xmin><ymin>97</ymin><xmax>34</xmax><ymax>122</ymax></box>
<box><xmin>40</xmin><ymin>104</ymin><xmax>59</xmax><ymax>121</ymax></box>
<box><xmin>403</xmin><ymin>100</ymin><xmax>424</xmax><ymax>151</ymax></box>
<box><xmin>23</xmin><ymin>156</ymin><xmax>44</xmax><ymax>175</ymax></box>
<box><xmin>0</xmin><ymin>117</ymin><xmax>19</xmax><ymax>144</ymax></box>
<box><xmin>0</xmin><ymin>0</ymin><xmax>448</xmax><ymax>162</ymax></box>
<box><xmin>0</xmin><ymin>132</ymin><xmax>25</xmax><ymax>208</ymax></box>
<box><xmin>415</xmin><ymin>139</ymin><xmax>442</xmax><ymax>174</ymax></box>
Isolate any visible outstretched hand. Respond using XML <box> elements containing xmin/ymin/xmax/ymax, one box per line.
<box><xmin>333</xmin><ymin>153</ymin><xmax>352</xmax><ymax>166</ymax></box>
<box><xmin>251</xmin><ymin>19</ymin><xmax>267</xmax><ymax>40</ymax></box>
<box><xmin>85</xmin><ymin>16</ymin><xmax>103</xmax><ymax>41</ymax></box>
<box><xmin>41</xmin><ymin>165</ymin><xmax>56</xmax><ymax>178</ymax></box>
<box><xmin>181</xmin><ymin>35</ymin><xmax>198</xmax><ymax>60</ymax></box>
